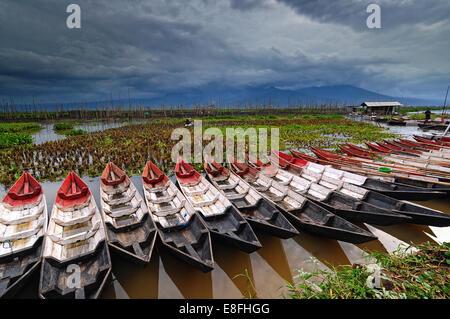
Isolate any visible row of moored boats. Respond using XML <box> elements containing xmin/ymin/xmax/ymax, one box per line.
<box><xmin>1</xmin><ymin>139</ymin><xmax>450</xmax><ymax>298</ymax></box>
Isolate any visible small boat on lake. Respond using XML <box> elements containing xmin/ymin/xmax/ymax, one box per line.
<box><xmin>0</xmin><ymin>173</ymin><xmax>48</xmax><ymax>298</ymax></box>
<box><xmin>175</xmin><ymin>158</ymin><xmax>262</xmax><ymax>253</ymax></box>
<box><xmin>227</xmin><ymin>156</ymin><xmax>377</xmax><ymax>244</ymax></box>
<box><xmin>142</xmin><ymin>161</ymin><xmax>214</xmax><ymax>272</ymax></box>
<box><xmin>204</xmin><ymin>157</ymin><xmax>298</xmax><ymax>239</ymax></box>
<box><xmin>100</xmin><ymin>162</ymin><xmax>157</xmax><ymax>264</ymax></box>
<box><xmin>39</xmin><ymin>172</ymin><xmax>112</xmax><ymax>299</ymax></box>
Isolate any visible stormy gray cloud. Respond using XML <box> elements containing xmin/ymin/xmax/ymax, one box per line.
<box><xmin>0</xmin><ymin>0</ymin><xmax>448</xmax><ymax>104</ymax></box>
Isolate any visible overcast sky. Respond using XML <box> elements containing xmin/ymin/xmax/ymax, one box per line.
<box><xmin>0</xmin><ymin>0</ymin><xmax>449</xmax><ymax>104</ymax></box>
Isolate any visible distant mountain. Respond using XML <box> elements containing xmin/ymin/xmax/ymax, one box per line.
<box><xmin>13</xmin><ymin>84</ymin><xmax>441</xmax><ymax>111</ymax></box>
<box><xmin>132</xmin><ymin>84</ymin><xmax>440</xmax><ymax>107</ymax></box>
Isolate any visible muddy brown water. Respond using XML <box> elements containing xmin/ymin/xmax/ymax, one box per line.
<box><xmin>1</xmin><ymin>175</ymin><xmax>449</xmax><ymax>299</ymax></box>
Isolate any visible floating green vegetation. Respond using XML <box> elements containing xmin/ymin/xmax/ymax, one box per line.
<box><xmin>53</xmin><ymin>122</ymin><xmax>76</xmax><ymax>131</ymax></box>
<box><xmin>0</xmin><ymin>133</ymin><xmax>33</xmax><ymax>149</ymax></box>
<box><xmin>0</xmin><ymin>122</ymin><xmax>42</xmax><ymax>133</ymax></box>
<box><xmin>0</xmin><ymin>115</ymin><xmax>397</xmax><ymax>186</ymax></box>
<box><xmin>281</xmin><ymin>242</ymin><xmax>450</xmax><ymax>299</ymax></box>
<box><xmin>64</xmin><ymin>129</ymin><xmax>87</xmax><ymax>136</ymax></box>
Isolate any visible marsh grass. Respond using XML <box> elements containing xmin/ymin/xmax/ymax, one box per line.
<box><xmin>0</xmin><ymin>115</ymin><xmax>397</xmax><ymax>186</ymax></box>
<box><xmin>0</xmin><ymin>122</ymin><xmax>42</xmax><ymax>133</ymax></box>
<box><xmin>281</xmin><ymin>242</ymin><xmax>449</xmax><ymax>299</ymax></box>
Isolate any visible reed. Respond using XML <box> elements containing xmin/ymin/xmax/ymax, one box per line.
<box><xmin>281</xmin><ymin>242</ymin><xmax>449</xmax><ymax>299</ymax></box>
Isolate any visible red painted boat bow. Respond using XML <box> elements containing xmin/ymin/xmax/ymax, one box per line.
<box><xmin>2</xmin><ymin>172</ymin><xmax>42</xmax><ymax>207</ymax></box>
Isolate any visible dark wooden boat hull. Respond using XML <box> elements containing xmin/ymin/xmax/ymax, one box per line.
<box><xmin>361</xmin><ymin>191</ymin><xmax>450</xmax><ymax>227</ymax></box>
<box><xmin>237</xmin><ymin>199</ymin><xmax>299</xmax><ymax>239</ymax></box>
<box><xmin>282</xmin><ymin>201</ymin><xmax>377</xmax><ymax>244</ymax></box>
<box><xmin>307</xmin><ymin>193</ymin><xmax>411</xmax><ymax>226</ymax></box>
<box><xmin>388</xmin><ymin>120</ymin><xmax>406</xmax><ymax>126</ymax></box>
<box><xmin>39</xmin><ymin>241</ymin><xmax>112</xmax><ymax>299</ymax></box>
<box><xmin>204</xmin><ymin>172</ymin><xmax>298</xmax><ymax>239</ymax></box>
<box><xmin>361</xmin><ymin>178</ymin><xmax>447</xmax><ymax>200</ymax></box>
<box><xmin>198</xmin><ymin>206</ymin><xmax>262</xmax><ymax>253</ymax></box>
<box><xmin>157</xmin><ymin>213</ymin><xmax>214</xmax><ymax>272</ymax></box>
<box><xmin>0</xmin><ymin>237</ymin><xmax>44</xmax><ymax>298</ymax></box>
<box><xmin>418</xmin><ymin>123</ymin><xmax>448</xmax><ymax>131</ymax></box>
<box><xmin>105</xmin><ymin>213</ymin><xmax>158</xmax><ymax>265</ymax></box>
<box><xmin>392</xmin><ymin>177</ymin><xmax>450</xmax><ymax>195</ymax></box>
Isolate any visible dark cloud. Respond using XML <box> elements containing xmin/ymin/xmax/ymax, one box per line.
<box><xmin>0</xmin><ymin>0</ymin><xmax>448</xmax><ymax>104</ymax></box>
<box><xmin>276</xmin><ymin>0</ymin><xmax>450</xmax><ymax>30</ymax></box>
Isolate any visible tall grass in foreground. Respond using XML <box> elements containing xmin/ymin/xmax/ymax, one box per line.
<box><xmin>281</xmin><ymin>242</ymin><xmax>449</xmax><ymax>299</ymax></box>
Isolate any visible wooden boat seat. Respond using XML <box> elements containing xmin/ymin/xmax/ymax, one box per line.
<box><xmin>275</xmin><ymin>173</ymin><xmax>293</xmax><ymax>186</ymax></box>
<box><xmin>189</xmin><ymin>193</ymin><xmax>220</xmax><ymax>208</ymax></box>
<box><xmin>0</xmin><ymin>197</ymin><xmax>45</xmax><ymax>225</ymax></box>
<box><xmin>230</xmin><ymin>161</ymin><xmax>249</xmax><ymax>176</ymax></box>
<box><xmin>144</xmin><ymin>181</ymin><xmax>170</xmax><ymax>193</ymax></box>
<box><xmin>52</xmin><ymin>206</ymin><xmax>96</xmax><ymax>227</ymax></box>
<box><xmin>152</xmin><ymin>200</ymin><xmax>186</xmax><ymax>216</ymax></box>
<box><xmin>205</xmin><ymin>161</ymin><xmax>224</xmax><ymax>176</ymax></box>
<box><xmin>0</xmin><ymin>216</ymin><xmax>45</xmax><ymax>242</ymax></box>
<box><xmin>104</xmin><ymin>202</ymin><xmax>140</xmax><ymax>218</ymax></box>
<box><xmin>155</xmin><ymin>208</ymin><xmax>191</xmax><ymax>228</ymax></box>
<box><xmin>100</xmin><ymin>187</ymin><xmax>136</xmax><ymax>206</ymax></box>
<box><xmin>49</xmin><ymin>222</ymin><xmax>100</xmax><ymax>246</ymax></box>
<box><xmin>289</xmin><ymin>176</ymin><xmax>311</xmax><ymax>194</ymax></box>
<box><xmin>307</xmin><ymin>183</ymin><xmax>331</xmax><ymax>201</ymax></box>
<box><xmin>182</xmin><ymin>183</ymin><xmax>210</xmax><ymax>196</ymax></box>
<box><xmin>216</xmin><ymin>178</ymin><xmax>239</xmax><ymax>190</ymax></box>
<box><xmin>147</xmin><ymin>192</ymin><xmax>176</xmax><ymax>204</ymax></box>
<box><xmin>339</xmin><ymin>183</ymin><xmax>367</xmax><ymax>200</ymax></box>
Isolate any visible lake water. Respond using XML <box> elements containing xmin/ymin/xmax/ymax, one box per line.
<box><xmin>31</xmin><ymin>120</ymin><xmax>147</xmax><ymax>145</ymax></box>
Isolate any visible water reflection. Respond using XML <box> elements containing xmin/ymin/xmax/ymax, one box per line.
<box><xmin>32</xmin><ymin>120</ymin><xmax>147</xmax><ymax>145</ymax></box>
<box><xmin>159</xmin><ymin>248</ymin><xmax>213</xmax><ymax>299</ymax></box>
<box><xmin>293</xmin><ymin>233</ymin><xmax>351</xmax><ymax>267</ymax></box>
<box><xmin>213</xmin><ymin>242</ymin><xmax>255</xmax><ymax>298</ymax></box>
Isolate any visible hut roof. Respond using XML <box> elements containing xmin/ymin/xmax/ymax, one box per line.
<box><xmin>361</xmin><ymin>101</ymin><xmax>403</xmax><ymax>107</ymax></box>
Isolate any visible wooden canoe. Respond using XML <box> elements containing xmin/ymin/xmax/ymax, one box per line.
<box><xmin>227</xmin><ymin>156</ymin><xmax>377</xmax><ymax>244</ymax></box>
<box><xmin>281</xmin><ymin>151</ymin><xmax>450</xmax><ymax>227</ymax></box>
<box><xmin>414</xmin><ymin>135</ymin><xmax>450</xmax><ymax>147</ymax></box>
<box><xmin>142</xmin><ymin>161</ymin><xmax>214</xmax><ymax>272</ymax></box>
<box><xmin>204</xmin><ymin>157</ymin><xmax>299</xmax><ymax>239</ymax></box>
<box><xmin>283</xmin><ymin>149</ymin><xmax>446</xmax><ymax>200</ymax></box>
<box><xmin>0</xmin><ymin>173</ymin><xmax>48</xmax><ymax>298</ymax></box>
<box><xmin>251</xmin><ymin>157</ymin><xmax>412</xmax><ymax>226</ymax></box>
<box><xmin>39</xmin><ymin>172</ymin><xmax>112</xmax><ymax>299</ymax></box>
<box><xmin>175</xmin><ymin>158</ymin><xmax>261</xmax><ymax>253</ymax></box>
<box><xmin>100</xmin><ymin>162</ymin><xmax>157</xmax><ymax>264</ymax></box>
